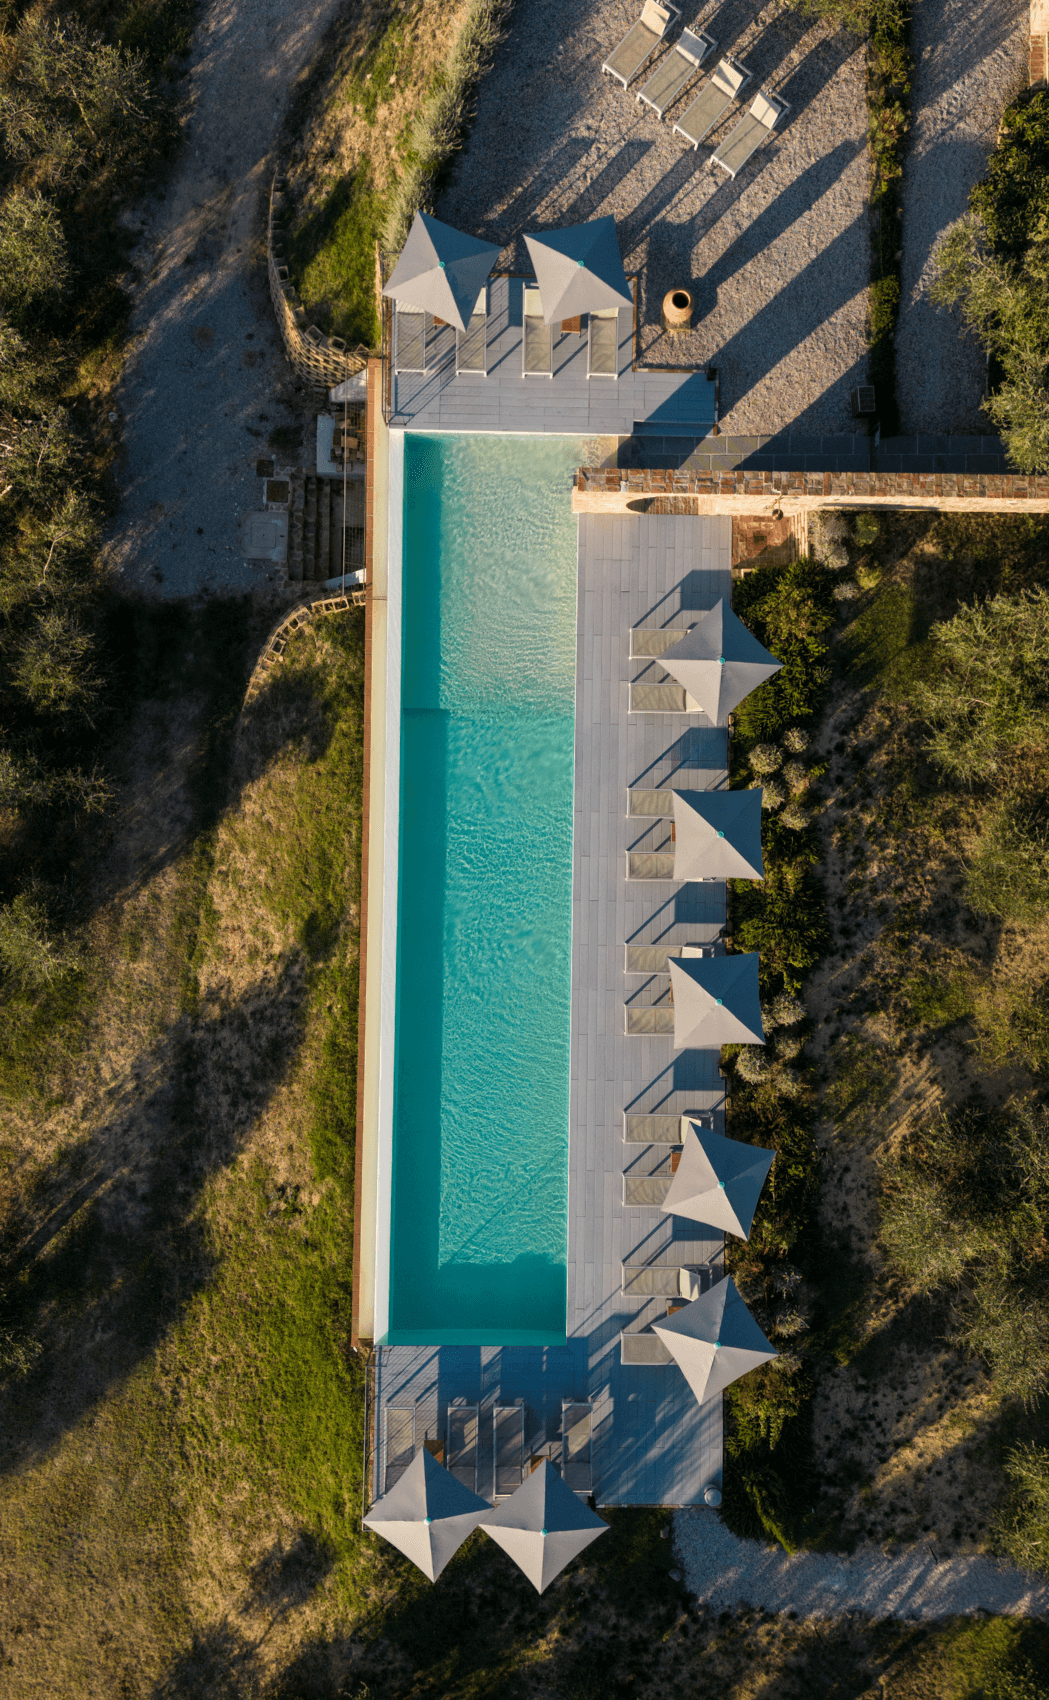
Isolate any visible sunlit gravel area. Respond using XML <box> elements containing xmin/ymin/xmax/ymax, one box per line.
<box><xmin>895</xmin><ymin>0</ymin><xmax>1029</xmax><ymax>435</ymax></box>
<box><xmin>676</xmin><ymin>1508</ymin><xmax>1049</xmax><ymax>1619</ymax></box>
<box><xmin>440</xmin><ymin>0</ymin><xmax>870</xmax><ymax>435</ymax></box>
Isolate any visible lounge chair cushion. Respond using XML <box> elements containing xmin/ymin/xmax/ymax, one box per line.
<box><xmin>712</xmin><ymin>57</ymin><xmax>749</xmax><ymax>97</ymax></box>
<box><xmin>640</xmin><ymin>0</ymin><xmax>672</xmax><ymax>36</ymax></box>
<box><xmin>751</xmin><ymin>91</ymin><xmax>786</xmax><ymax>128</ymax></box>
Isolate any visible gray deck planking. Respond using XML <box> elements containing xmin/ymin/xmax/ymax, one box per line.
<box><xmin>390</xmin><ymin>278</ymin><xmax>717</xmax><ymax>435</ymax></box>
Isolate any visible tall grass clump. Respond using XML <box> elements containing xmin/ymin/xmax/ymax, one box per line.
<box><xmin>381</xmin><ymin>0</ymin><xmax>513</xmax><ymax>258</ymax></box>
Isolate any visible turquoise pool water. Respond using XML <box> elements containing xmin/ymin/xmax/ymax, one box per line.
<box><xmin>389</xmin><ymin>433</ymin><xmax>581</xmax><ymax>1344</ymax></box>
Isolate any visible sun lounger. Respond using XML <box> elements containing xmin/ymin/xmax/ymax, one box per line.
<box><xmin>384</xmin><ymin>1405</ymin><xmax>415</xmax><ymax>1491</ymax></box>
<box><xmin>456</xmin><ymin>286</ymin><xmax>487</xmax><ymax>375</ymax></box>
<box><xmin>622</xmin><ymin>1262</ymin><xmax>711</xmax><ymax>1297</ymax></box>
<box><xmin>588</xmin><ymin>307</ymin><xmax>620</xmax><ymax>378</ymax></box>
<box><xmin>712</xmin><ymin>90</ymin><xmax>789</xmax><ymax>177</ymax></box>
<box><xmin>629</xmin><ymin>681</ymin><xmax>698</xmax><ymax>713</ymax></box>
<box><xmin>623</xmin><ymin>1174</ymin><xmax>673</xmax><ymax>1206</ymax></box>
<box><xmin>447</xmin><ymin>1402</ymin><xmax>479</xmax><ymax>1492</ymax></box>
<box><xmin>620</xmin><ymin>1329</ymin><xmax>672</xmax><ymax>1365</ymax></box>
<box><xmin>624</xmin><ymin>1110</ymin><xmax>714</xmax><ymax>1143</ymax></box>
<box><xmin>637</xmin><ymin>26</ymin><xmax>715</xmax><ymax>116</ymax></box>
<box><xmin>493</xmin><ymin>1402</ymin><xmax>525</xmax><ymax>1496</ymax></box>
<box><xmin>561</xmin><ymin>1401</ymin><xmax>593</xmax><ymax>1494</ymax></box>
<box><xmin>625</xmin><ymin>1005</ymin><xmax>676</xmax><ymax>1037</ymax></box>
<box><xmin>602</xmin><ymin>0</ymin><xmax>680</xmax><ymax>89</ymax></box>
<box><xmin>629</xmin><ymin>625</ymin><xmax>694</xmax><ymax>659</ymax></box>
<box><xmin>393</xmin><ymin>307</ymin><xmax>425</xmax><ymax>372</ymax></box>
<box><xmin>523</xmin><ymin>286</ymin><xmax>552</xmax><ymax>377</ymax></box>
<box><xmin>624</xmin><ymin>942</ymin><xmax>717</xmax><ymax>971</ymax></box>
<box><xmin>672</xmin><ymin>56</ymin><xmax>751</xmax><ymax>149</ymax></box>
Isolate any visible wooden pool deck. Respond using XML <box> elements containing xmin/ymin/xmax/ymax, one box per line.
<box><xmin>388</xmin><ymin>277</ymin><xmax>717</xmax><ymax>437</ymax></box>
<box><xmin>371</xmin><ymin>506</ymin><xmax>733</xmax><ymax>1509</ymax></box>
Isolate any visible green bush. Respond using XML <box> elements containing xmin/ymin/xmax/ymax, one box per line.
<box><xmin>733</xmin><ymin>558</ymin><xmax>835</xmax><ymax>740</ymax></box>
<box><xmin>0</xmin><ymin>194</ymin><xmax>70</xmax><ymax>327</ymax></box>
<box><xmin>971</xmin><ymin>90</ymin><xmax>1049</xmax><ymax>260</ymax></box>
<box><xmin>0</xmin><ymin>892</ymin><xmax>81</xmax><ymax>992</ymax></box>
<box><xmin>966</xmin><ymin>798</ymin><xmax>1049</xmax><ymax>923</ymax></box>
<box><xmin>994</xmin><ymin>1444</ymin><xmax>1049</xmax><ymax>1575</ymax></box>
<box><xmin>881</xmin><ymin>1102</ymin><xmax>1049</xmax><ymax>1404</ymax></box>
<box><xmin>914</xmin><ymin>588</ymin><xmax>1049</xmax><ymax>782</ymax></box>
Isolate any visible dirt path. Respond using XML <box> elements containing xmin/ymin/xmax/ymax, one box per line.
<box><xmin>676</xmin><ymin>1508</ymin><xmax>1049</xmax><ymax>1619</ymax></box>
<box><xmin>105</xmin><ymin>0</ymin><xmax>343</xmax><ymax>599</ymax></box>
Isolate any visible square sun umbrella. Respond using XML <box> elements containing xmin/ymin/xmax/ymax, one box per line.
<box><xmin>660</xmin><ymin>600</ymin><xmax>782</xmax><ymax>725</ymax></box>
<box><xmin>363</xmin><ymin>1447</ymin><xmax>490</xmax><ymax>1581</ymax></box>
<box><xmin>668</xmin><ymin>952</ymin><xmax>764</xmax><ymax>1049</ymax></box>
<box><xmin>662</xmin><ymin>1121</ymin><xmax>775</xmax><ymax>1238</ymax></box>
<box><xmin>672</xmin><ymin>787</ymin><xmax>764</xmax><ymax>882</ymax></box>
<box><xmin>382</xmin><ymin>210</ymin><xmax>502</xmax><ymax>334</ymax></box>
<box><xmin>653</xmin><ymin>1275</ymin><xmax>777</xmax><ymax>1408</ymax></box>
<box><xmin>523</xmin><ymin>215</ymin><xmax>634</xmax><ymax>325</ymax></box>
<box><xmin>479</xmin><ymin>1459</ymin><xmax>608</xmax><ymax>1593</ymax></box>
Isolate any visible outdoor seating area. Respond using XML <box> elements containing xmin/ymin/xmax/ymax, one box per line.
<box><xmin>382</xmin><ymin>208</ymin><xmax>717</xmax><ymax>430</ymax></box>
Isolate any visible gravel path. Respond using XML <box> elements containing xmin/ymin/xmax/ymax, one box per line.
<box><xmin>676</xmin><ymin>1508</ymin><xmax>1049</xmax><ymax>1619</ymax></box>
<box><xmin>895</xmin><ymin>0</ymin><xmax>1029</xmax><ymax>435</ymax></box>
<box><xmin>440</xmin><ymin>0</ymin><xmax>870</xmax><ymax>436</ymax></box>
<box><xmin>104</xmin><ymin>0</ymin><xmax>342</xmax><ymax>599</ymax></box>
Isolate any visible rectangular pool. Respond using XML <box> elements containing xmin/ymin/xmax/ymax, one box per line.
<box><xmin>387</xmin><ymin>434</ymin><xmax>582</xmax><ymax>1344</ymax></box>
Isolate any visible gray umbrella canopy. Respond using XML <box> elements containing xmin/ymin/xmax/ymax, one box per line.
<box><xmin>660</xmin><ymin>601</ymin><xmax>782</xmax><ymax>724</ymax></box>
<box><xmin>672</xmin><ymin>788</ymin><xmax>764</xmax><ymax>881</ymax></box>
<box><xmin>382</xmin><ymin>211</ymin><xmax>501</xmax><ymax>334</ymax></box>
<box><xmin>662</xmin><ymin>1121</ymin><xmax>775</xmax><ymax>1238</ymax></box>
<box><xmin>363</xmin><ymin>1447</ymin><xmax>490</xmax><ymax>1582</ymax></box>
<box><xmin>669</xmin><ymin>953</ymin><xmax>764</xmax><ymax>1049</ymax></box>
<box><xmin>653</xmin><ymin>1276</ymin><xmax>777</xmax><ymax>1407</ymax></box>
<box><xmin>479</xmin><ymin>1459</ymin><xmax>608</xmax><ymax>1593</ymax></box>
<box><xmin>523</xmin><ymin>216</ymin><xmax>634</xmax><ymax>325</ymax></box>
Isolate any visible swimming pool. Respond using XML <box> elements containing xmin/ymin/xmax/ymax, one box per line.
<box><xmin>386</xmin><ymin>433</ymin><xmax>581</xmax><ymax>1344</ymax></box>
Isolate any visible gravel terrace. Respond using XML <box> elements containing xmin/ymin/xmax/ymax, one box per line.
<box><xmin>676</xmin><ymin>1508</ymin><xmax>1049</xmax><ymax>1619</ymax></box>
<box><xmin>439</xmin><ymin>0</ymin><xmax>870</xmax><ymax>436</ymax></box>
<box><xmin>895</xmin><ymin>0</ymin><xmax>1029</xmax><ymax>435</ymax></box>
<box><xmin>104</xmin><ymin>0</ymin><xmax>342</xmax><ymax>599</ymax></box>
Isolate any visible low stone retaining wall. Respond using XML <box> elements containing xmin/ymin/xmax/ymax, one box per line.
<box><xmin>242</xmin><ymin>591</ymin><xmax>364</xmax><ymax>709</ymax></box>
<box><xmin>574</xmin><ymin>466</ymin><xmax>1049</xmax><ymax>518</ymax></box>
<box><xmin>267</xmin><ymin>176</ymin><xmax>372</xmax><ymax>392</ymax></box>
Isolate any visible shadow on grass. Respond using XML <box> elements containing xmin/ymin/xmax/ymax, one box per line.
<box><xmin>0</xmin><ymin>954</ymin><xmax>310</xmax><ymax>1475</ymax></box>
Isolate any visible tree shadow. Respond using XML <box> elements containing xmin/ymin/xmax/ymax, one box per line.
<box><xmin>149</xmin><ymin>1623</ymin><xmax>266</xmax><ymax>1700</ymax></box>
<box><xmin>0</xmin><ymin>956</ymin><xmax>310</xmax><ymax>1475</ymax></box>
<box><xmin>245</xmin><ymin>1530</ymin><xmax>338</xmax><ymax>1617</ymax></box>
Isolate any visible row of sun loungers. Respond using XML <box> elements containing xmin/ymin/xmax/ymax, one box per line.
<box><xmin>393</xmin><ymin>293</ymin><xmax>620</xmax><ymax>378</ymax></box>
<box><xmin>384</xmin><ymin>1398</ymin><xmax>594</xmax><ymax>1497</ymax></box>
<box><xmin>601</xmin><ymin>2</ymin><xmax>788</xmax><ymax>178</ymax></box>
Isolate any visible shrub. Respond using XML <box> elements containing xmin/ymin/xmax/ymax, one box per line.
<box><xmin>736</xmin><ymin>1047</ymin><xmax>770</xmax><ymax>1084</ymax></box>
<box><xmin>749</xmin><ymin>742</ymin><xmax>782</xmax><ymax>775</ymax></box>
<box><xmin>0</xmin><ymin>193</ymin><xmax>71</xmax><ymax>327</ymax></box>
<box><xmin>970</xmin><ymin>90</ymin><xmax>1049</xmax><ymax>261</ymax></box>
<box><xmin>771</xmin><ymin>991</ymin><xmax>806</xmax><ymax>1026</ymax></box>
<box><xmin>775</xmin><ymin>1033</ymin><xmax>803</xmax><ymax>1063</ymax></box>
<box><xmin>994</xmin><ymin>1444</ymin><xmax>1049</xmax><ymax>1574</ymax></box>
<box><xmin>0</xmin><ymin>891</ymin><xmax>80</xmax><ymax>991</ymax></box>
<box><xmin>734</xmin><ymin>559</ymin><xmax>835</xmax><ymax>740</ymax></box>
<box><xmin>914</xmin><ymin>588</ymin><xmax>1049</xmax><ymax>782</ymax></box>
<box><xmin>782</xmin><ymin>760</ymin><xmax>809</xmax><ymax>793</ymax></box>
<box><xmin>782</xmin><ymin>727</ymin><xmax>809</xmax><ymax>754</ymax></box>
<box><xmin>966</xmin><ymin>798</ymin><xmax>1049</xmax><ymax>923</ymax></box>
<box><xmin>780</xmin><ymin>802</ymin><xmax>809</xmax><ymax>830</ymax></box>
<box><xmin>853</xmin><ymin>513</ymin><xmax>881</xmax><ymax>548</ymax></box>
<box><xmin>834</xmin><ymin>578</ymin><xmax>861</xmax><ymax>601</ymax></box>
<box><xmin>761</xmin><ymin>782</ymin><xmax>785</xmax><ymax>810</ymax></box>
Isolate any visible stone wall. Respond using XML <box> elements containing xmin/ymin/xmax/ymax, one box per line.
<box><xmin>267</xmin><ymin>177</ymin><xmax>371</xmax><ymax>392</ymax></box>
<box><xmin>573</xmin><ymin>465</ymin><xmax>1049</xmax><ymax>518</ymax></box>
